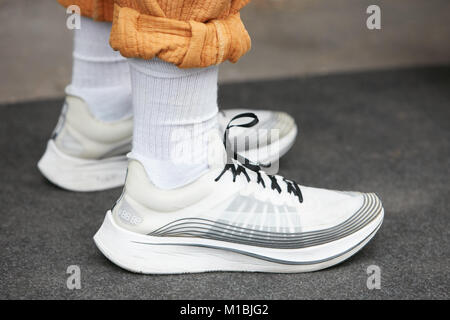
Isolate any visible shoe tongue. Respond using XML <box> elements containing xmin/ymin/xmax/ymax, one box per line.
<box><xmin>207</xmin><ymin>129</ymin><xmax>227</xmax><ymax>169</ymax></box>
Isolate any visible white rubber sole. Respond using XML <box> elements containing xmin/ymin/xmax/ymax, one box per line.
<box><xmin>94</xmin><ymin>208</ymin><xmax>383</xmax><ymax>274</ymax></box>
<box><xmin>37</xmin><ymin>140</ymin><xmax>127</xmax><ymax>192</ymax></box>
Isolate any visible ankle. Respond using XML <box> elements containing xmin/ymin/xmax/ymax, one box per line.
<box><xmin>66</xmin><ymin>84</ymin><xmax>132</xmax><ymax>122</ymax></box>
<box><xmin>70</xmin><ymin>16</ymin><xmax>132</xmax><ymax>122</ymax></box>
<box><xmin>130</xmin><ymin>58</ymin><xmax>219</xmax><ymax>189</ymax></box>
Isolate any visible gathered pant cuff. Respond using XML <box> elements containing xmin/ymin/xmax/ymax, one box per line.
<box><xmin>58</xmin><ymin>0</ymin><xmax>251</xmax><ymax>68</ymax></box>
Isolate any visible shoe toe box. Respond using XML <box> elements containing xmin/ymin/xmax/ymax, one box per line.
<box><xmin>298</xmin><ymin>188</ymin><xmax>383</xmax><ymax>236</ymax></box>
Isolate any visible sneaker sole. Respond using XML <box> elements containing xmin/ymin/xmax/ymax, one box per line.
<box><xmin>93</xmin><ymin>204</ymin><xmax>384</xmax><ymax>274</ymax></box>
<box><xmin>37</xmin><ymin>140</ymin><xmax>127</xmax><ymax>192</ymax></box>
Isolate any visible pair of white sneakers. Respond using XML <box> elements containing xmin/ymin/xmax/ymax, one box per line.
<box><xmin>38</xmin><ymin>94</ymin><xmax>383</xmax><ymax>274</ymax></box>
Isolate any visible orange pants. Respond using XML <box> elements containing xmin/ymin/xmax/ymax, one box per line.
<box><xmin>59</xmin><ymin>0</ymin><xmax>251</xmax><ymax>68</ymax></box>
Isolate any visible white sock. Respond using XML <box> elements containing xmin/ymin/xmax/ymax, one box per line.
<box><xmin>68</xmin><ymin>16</ymin><xmax>132</xmax><ymax>122</ymax></box>
<box><xmin>128</xmin><ymin>58</ymin><xmax>219</xmax><ymax>189</ymax></box>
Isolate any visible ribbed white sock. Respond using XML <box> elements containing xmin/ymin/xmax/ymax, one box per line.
<box><xmin>68</xmin><ymin>16</ymin><xmax>132</xmax><ymax>122</ymax></box>
<box><xmin>128</xmin><ymin>58</ymin><xmax>219</xmax><ymax>189</ymax></box>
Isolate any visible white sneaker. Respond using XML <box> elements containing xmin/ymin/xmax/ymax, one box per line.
<box><xmin>93</xmin><ymin>115</ymin><xmax>383</xmax><ymax>274</ymax></box>
<box><xmin>39</xmin><ymin>101</ymin><xmax>298</xmax><ymax>192</ymax></box>
<box><xmin>37</xmin><ymin>94</ymin><xmax>133</xmax><ymax>192</ymax></box>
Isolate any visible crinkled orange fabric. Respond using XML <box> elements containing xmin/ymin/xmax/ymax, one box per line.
<box><xmin>58</xmin><ymin>0</ymin><xmax>251</xmax><ymax>68</ymax></box>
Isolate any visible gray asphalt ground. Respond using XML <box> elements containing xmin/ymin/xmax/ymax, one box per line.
<box><xmin>0</xmin><ymin>66</ymin><xmax>449</xmax><ymax>299</ymax></box>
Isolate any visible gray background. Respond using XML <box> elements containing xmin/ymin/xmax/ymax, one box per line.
<box><xmin>1</xmin><ymin>0</ymin><xmax>450</xmax><ymax>103</ymax></box>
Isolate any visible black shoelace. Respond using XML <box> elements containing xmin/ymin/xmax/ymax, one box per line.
<box><xmin>214</xmin><ymin>113</ymin><xmax>303</xmax><ymax>203</ymax></box>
